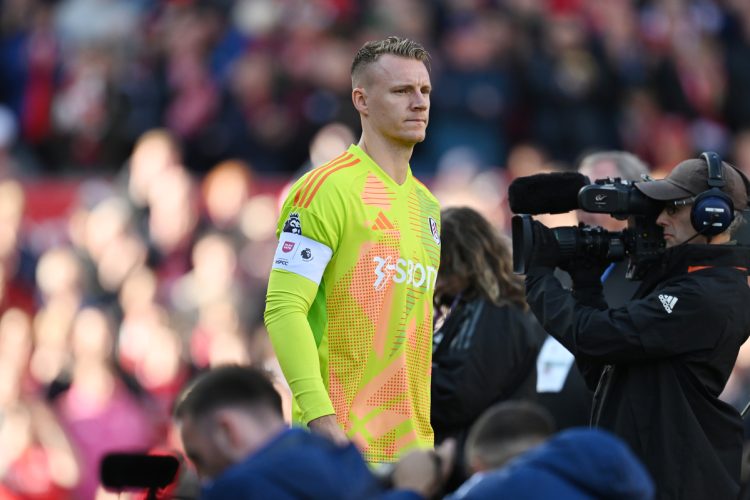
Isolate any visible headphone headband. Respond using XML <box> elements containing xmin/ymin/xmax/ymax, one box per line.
<box><xmin>700</xmin><ymin>151</ymin><xmax>725</xmax><ymax>189</ymax></box>
<box><xmin>692</xmin><ymin>151</ymin><xmax>733</xmax><ymax>237</ymax></box>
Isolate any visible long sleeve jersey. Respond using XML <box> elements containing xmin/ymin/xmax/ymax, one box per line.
<box><xmin>265</xmin><ymin>144</ymin><xmax>441</xmax><ymax>462</ymax></box>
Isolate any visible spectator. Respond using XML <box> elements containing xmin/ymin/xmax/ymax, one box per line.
<box><xmin>0</xmin><ymin>399</ymin><xmax>80</xmax><ymax>499</ymax></box>
<box><xmin>450</xmin><ymin>427</ymin><xmax>654</xmax><ymax>500</ymax></box>
<box><xmin>431</xmin><ymin>206</ymin><xmax>545</xmax><ymax>487</ymax></box>
<box><xmin>52</xmin><ymin>306</ymin><xmax>159</xmax><ymax>500</ymax></box>
<box><xmin>173</xmin><ymin>364</ymin><xmax>443</xmax><ymax>499</ymax></box>
<box><xmin>462</xmin><ymin>400</ymin><xmax>555</xmax><ymax>477</ymax></box>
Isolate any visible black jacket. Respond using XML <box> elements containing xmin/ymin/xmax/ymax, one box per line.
<box><xmin>431</xmin><ymin>297</ymin><xmax>545</xmax><ymax>444</ymax></box>
<box><xmin>525</xmin><ymin>244</ymin><xmax>750</xmax><ymax>500</ymax></box>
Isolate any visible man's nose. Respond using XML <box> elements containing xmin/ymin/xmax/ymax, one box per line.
<box><xmin>411</xmin><ymin>92</ymin><xmax>428</xmax><ymax>109</ymax></box>
<box><xmin>655</xmin><ymin>209</ymin><xmax>668</xmax><ymax>226</ymax></box>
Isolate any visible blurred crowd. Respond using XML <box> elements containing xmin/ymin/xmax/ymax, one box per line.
<box><xmin>3</xmin><ymin>0</ymin><xmax>750</xmax><ymax>177</ymax></box>
<box><xmin>4</xmin><ymin>0</ymin><xmax>750</xmax><ymax>498</ymax></box>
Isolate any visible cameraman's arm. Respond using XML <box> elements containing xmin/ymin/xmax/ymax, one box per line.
<box><xmin>525</xmin><ymin>271</ymin><xmax>725</xmax><ymax>363</ymax></box>
<box><xmin>524</xmin><ymin>268</ymin><xmax>583</xmax><ymax>356</ymax></box>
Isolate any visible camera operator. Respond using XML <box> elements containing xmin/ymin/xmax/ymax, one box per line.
<box><xmin>536</xmin><ymin>151</ymin><xmax>651</xmax><ymax>432</ymax></box>
<box><xmin>523</xmin><ymin>154</ymin><xmax>750</xmax><ymax>499</ymax></box>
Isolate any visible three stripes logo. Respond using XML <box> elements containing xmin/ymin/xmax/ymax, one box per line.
<box><xmin>658</xmin><ymin>294</ymin><xmax>678</xmax><ymax>314</ymax></box>
<box><xmin>371</xmin><ymin>211</ymin><xmax>394</xmax><ymax>230</ymax></box>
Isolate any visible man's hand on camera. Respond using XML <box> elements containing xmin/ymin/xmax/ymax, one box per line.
<box><xmin>561</xmin><ymin>257</ymin><xmax>608</xmax><ymax>288</ymax></box>
<box><xmin>307</xmin><ymin>414</ymin><xmax>350</xmax><ymax>446</ymax></box>
<box><xmin>560</xmin><ymin>256</ymin><xmax>609</xmax><ymax>308</ymax></box>
<box><xmin>529</xmin><ymin>221</ymin><xmax>559</xmax><ymax>271</ymax></box>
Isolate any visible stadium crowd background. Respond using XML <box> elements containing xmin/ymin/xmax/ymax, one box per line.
<box><xmin>3</xmin><ymin>0</ymin><xmax>750</xmax><ymax>498</ymax></box>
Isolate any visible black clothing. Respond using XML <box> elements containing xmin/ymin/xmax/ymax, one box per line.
<box><xmin>431</xmin><ymin>297</ymin><xmax>545</xmax><ymax>444</ymax></box>
<box><xmin>536</xmin><ymin>263</ymin><xmax>635</xmax><ymax>430</ymax></box>
<box><xmin>556</xmin><ymin>261</ymin><xmax>641</xmax><ymax>309</ymax></box>
<box><xmin>432</xmin><ymin>296</ymin><xmax>545</xmax><ymax>492</ymax></box>
<box><xmin>525</xmin><ymin>244</ymin><xmax>750</xmax><ymax>500</ymax></box>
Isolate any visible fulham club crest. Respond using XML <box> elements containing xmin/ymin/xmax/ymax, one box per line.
<box><xmin>428</xmin><ymin>217</ymin><xmax>440</xmax><ymax>245</ymax></box>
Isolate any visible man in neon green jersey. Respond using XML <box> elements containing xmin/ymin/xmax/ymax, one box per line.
<box><xmin>264</xmin><ymin>36</ymin><xmax>440</xmax><ymax>464</ymax></box>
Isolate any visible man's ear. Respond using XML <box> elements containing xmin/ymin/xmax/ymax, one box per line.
<box><xmin>468</xmin><ymin>455</ymin><xmax>488</xmax><ymax>474</ymax></box>
<box><xmin>352</xmin><ymin>87</ymin><xmax>368</xmax><ymax>116</ymax></box>
<box><xmin>212</xmin><ymin>411</ymin><xmax>244</xmax><ymax>461</ymax></box>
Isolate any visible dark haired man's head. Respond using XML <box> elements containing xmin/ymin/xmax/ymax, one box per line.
<box><xmin>174</xmin><ymin>365</ymin><xmax>285</xmax><ymax>480</ymax></box>
<box><xmin>351</xmin><ymin>36</ymin><xmax>430</xmax><ymax>87</ymax></box>
<box><xmin>464</xmin><ymin>400</ymin><xmax>556</xmax><ymax>474</ymax></box>
<box><xmin>174</xmin><ymin>364</ymin><xmax>282</xmax><ymax>420</ymax></box>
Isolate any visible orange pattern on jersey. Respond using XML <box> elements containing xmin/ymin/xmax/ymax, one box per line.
<box><xmin>294</xmin><ymin>152</ymin><xmax>354</xmax><ymax>207</ymax></box>
<box><xmin>365</xmin><ymin>366</ymin><xmax>410</xmax><ymax>415</ymax></box>
<box><xmin>348</xmin><ymin>241</ymin><xmax>401</xmax><ymax>356</ymax></box>
<box><xmin>302</xmin><ymin>158</ymin><xmax>361</xmax><ymax>208</ymax></box>
<box><xmin>293</xmin><ymin>152</ymin><xmax>350</xmax><ymax>207</ymax></box>
<box><xmin>327</xmin><ymin>239</ymin><xmax>400</xmax><ymax>418</ymax></box>
<box><xmin>361</xmin><ymin>173</ymin><xmax>396</xmax><ymax>209</ymax></box>
<box><xmin>372</xmin><ymin>274</ymin><xmax>396</xmax><ymax>358</ymax></box>
<box><xmin>349</xmin><ymin>354</ymin><xmax>412</xmax><ymax>449</ymax></box>
<box><xmin>393</xmin><ymin>430</ymin><xmax>418</xmax><ymax>453</ymax></box>
<box><xmin>365</xmin><ymin>430</ymin><xmax>398</xmax><ymax>460</ymax></box>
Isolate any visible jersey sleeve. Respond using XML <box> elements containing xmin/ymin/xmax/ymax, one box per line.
<box><xmin>265</xmin><ymin>270</ymin><xmax>334</xmax><ymax>422</ymax></box>
<box><xmin>264</xmin><ymin>177</ymin><xmax>343</xmax><ymax>423</ymax></box>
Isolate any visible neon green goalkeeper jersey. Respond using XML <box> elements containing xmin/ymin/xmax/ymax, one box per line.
<box><xmin>265</xmin><ymin>144</ymin><xmax>441</xmax><ymax>462</ymax></box>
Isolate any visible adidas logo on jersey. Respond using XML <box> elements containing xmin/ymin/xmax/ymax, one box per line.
<box><xmin>658</xmin><ymin>294</ymin><xmax>678</xmax><ymax>314</ymax></box>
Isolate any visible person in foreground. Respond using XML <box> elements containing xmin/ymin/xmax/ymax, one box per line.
<box><xmin>264</xmin><ymin>35</ymin><xmax>440</xmax><ymax>463</ymax></box>
<box><xmin>449</xmin><ymin>427</ymin><xmax>654</xmax><ymax>500</ymax></box>
<box><xmin>524</xmin><ymin>152</ymin><xmax>750</xmax><ymax>499</ymax></box>
<box><xmin>173</xmin><ymin>365</ymin><xmax>446</xmax><ymax>499</ymax></box>
<box><xmin>431</xmin><ymin>206</ymin><xmax>544</xmax><ymax>489</ymax></box>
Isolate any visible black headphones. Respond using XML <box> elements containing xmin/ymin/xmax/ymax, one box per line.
<box><xmin>690</xmin><ymin>151</ymin><xmax>734</xmax><ymax>236</ymax></box>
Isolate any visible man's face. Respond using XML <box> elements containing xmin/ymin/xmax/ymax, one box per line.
<box><xmin>656</xmin><ymin>201</ymin><xmax>701</xmax><ymax>247</ymax></box>
<box><xmin>179</xmin><ymin>415</ymin><xmax>233</xmax><ymax>481</ymax></box>
<box><xmin>356</xmin><ymin>54</ymin><xmax>431</xmax><ymax>145</ymax></box>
